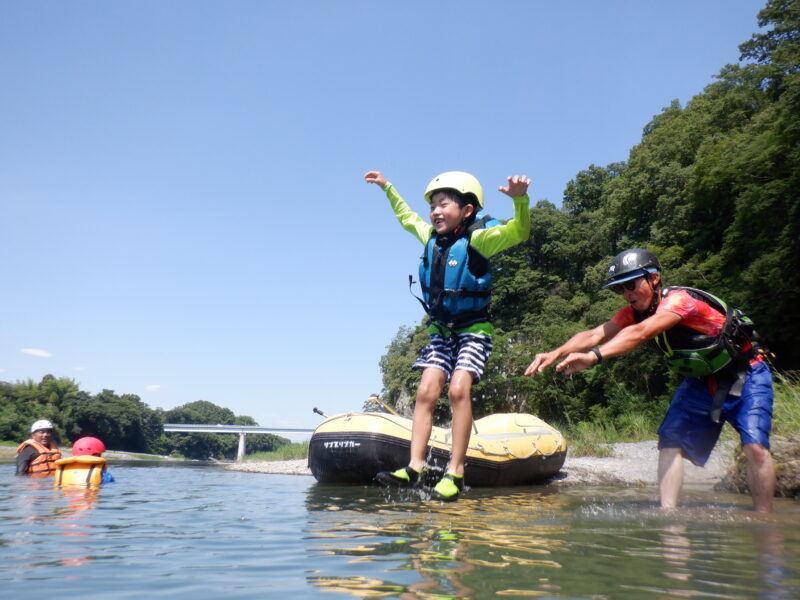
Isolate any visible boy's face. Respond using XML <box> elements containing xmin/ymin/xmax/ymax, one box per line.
<box><xmin>429</xmin><ymin>191</ymin><xmax>475</xmax><ymax>235</ymax></box>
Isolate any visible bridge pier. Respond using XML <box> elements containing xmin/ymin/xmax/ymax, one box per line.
<box><xmin>162</xmin><ymin>424</ymin><xmax>315</xmax><ymax>462</ymax></box>
<box><xmin>237</xmin><ymin>432</ymin><xmax>247</xmax><ymax>461</ymax></box>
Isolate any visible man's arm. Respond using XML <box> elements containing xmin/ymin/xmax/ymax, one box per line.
<box><xmin>525</xmin><ymin>320</ymin><xmax>621</xmax><ymax>376</ymax></box>
<box><xmin>15</xmin><ymin>446</ymin><xmax>37</xmax><ymax>475</ymax></box>
<box><xmin>555</xmin><ymin>311</ymin><xmax>681</xmax><ymax>374</ymax></box>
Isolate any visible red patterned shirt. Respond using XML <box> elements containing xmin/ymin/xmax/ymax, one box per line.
<box><xmin>611</xmin><ymin>289</ymin><xmax>726</xmax><ymax>334</ymax></box>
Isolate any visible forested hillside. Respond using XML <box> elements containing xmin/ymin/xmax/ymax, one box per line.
<box><xmin>378</xmin><ymin>0</ymin><xmax>799</xmax><ymax>427</ymax></box>
<box><xmin>0</xmin><ymin>375</ymin><xmax>289</xmax><ymax>459</ymax></box>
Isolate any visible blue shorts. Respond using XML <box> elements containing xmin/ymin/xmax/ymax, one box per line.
<box><xmin>412</xmin><ymin>332</ymin><xmax>493</xmax><ymax>383</ymax></box>
<box><xmin>657</xmin><ymin>361</ymin><xmax>773</xmax><ymax>466</ymax></box>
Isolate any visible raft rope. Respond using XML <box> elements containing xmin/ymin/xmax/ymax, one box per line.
<box><xmin>340</xmin><ymin>412</ymin><xmax>565</xmax><ymax>458</ymax></box>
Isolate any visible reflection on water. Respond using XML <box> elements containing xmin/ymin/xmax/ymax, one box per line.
<box><xmin>303</xmin><ymin>485</ymin><xmax>800</xmax><ymax>599</ymax></box>
<box><xmin>0</xmin><ymin>462</ymin><xmax>798</xmax><ymax>599</ymax></box>
<box><xmin>305</xmin><ymin>487</ymin><xmax>569</xmax><ymax>598</ymax></box>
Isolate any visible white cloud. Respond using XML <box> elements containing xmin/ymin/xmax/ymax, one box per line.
<box><xmin>145</xmin><ymin>384</ymin><xmax>161</xmax><ymax>392</ymax></box>
<box><xmin>72</xmin><ymin>366</ymin><xmax>86</xmax><ymax>371</ymax></box>
<box><xmin>21</xmin><ymin>348</ymin><xmax>52</xmax><ymax>358</ymax></box>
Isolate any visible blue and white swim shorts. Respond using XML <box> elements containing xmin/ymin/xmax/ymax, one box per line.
<box><xmin>412</xmin><ymin>332</ymin><xmax>493</xmax><ymax>382</ymax></box>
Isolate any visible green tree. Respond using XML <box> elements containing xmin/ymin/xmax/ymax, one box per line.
<box><xmin>378</xmin><ymin>0</ymin><xmax>800</xmax><ymax>430</ymax></box>
<box><xmin>163</xmin><ymin>400</ymin><xmax>289</xmax><ymax>459</ymax></box>
<box><xmin>62</xmin><ymin>389</ymin><xmax>163</xmax><ymax>453</ymax></box>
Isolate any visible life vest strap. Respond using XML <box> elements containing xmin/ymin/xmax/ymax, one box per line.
<box><xmin>466</xmin><ymin>215</ymin><xmax>492</xmax><ymax>234</ymax></box>
<box><xmin>429</xmin><ymin>310</ymin><xmax>490</xmax><ymax>331</ymax></box>
<box><xmin>85</xmin><ymin>465</ymin><xmax>97</xmax><ymax>485</ymax></box>
<box><xmin>409</xmin><ymin>274</ymin><xmax>431</xmax><ymax>314</ymax></box>
<box><xmin>710</xmin><ymin>368</ymin><xmax>747</xmax><ymax>424</ymax></box>
<box><xmin>420</xmin><ymin>283</ymin><xmax>492</xmax><ymax>299</ymax></box>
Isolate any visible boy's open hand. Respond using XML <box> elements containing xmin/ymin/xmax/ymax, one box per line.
<box><xmin>498</xmin><ymin>174</ymin><xmax>531</xmax><ymax>197</ymax></box>
<box><xmin>364</xmin><ymin>171</ymin><xmax>388</xmax><ymax>188</ymax></box>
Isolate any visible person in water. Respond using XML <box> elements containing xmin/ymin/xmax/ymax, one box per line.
<box><xmin>70</xmin><ymin>436</ymin><xmax>116</xmax><ymax>484</ymax></box>
<box><xmin>16</xmin><ymin>419</ymin><xmax>62</xmax><ymax>477</ymax></box>
<box><xmin>365</xmin><ymin>169</ymin><xmax>531</xmax><ymax>501</ymax></box>
<box><xmin>524</xmin><ymin>248</ymin><xmax>776</xmax><ymax>512</ymax></box>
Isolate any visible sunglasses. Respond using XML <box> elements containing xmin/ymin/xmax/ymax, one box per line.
<box><xmin>610</xmin><ymin>279</ymin><xmax>640</xmax><ymax>294</ymax></box>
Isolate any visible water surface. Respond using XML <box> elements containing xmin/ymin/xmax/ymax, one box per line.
<box><xmin>1</xmin><ymin>462</ymin><xmax>798</xmax><ymax>599</ymax></box>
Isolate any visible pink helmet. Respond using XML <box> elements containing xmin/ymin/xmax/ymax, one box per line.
<box><xmin>72</xmin><ymin>437</ymin><xmax>106</xmax><ymax>457</ymax></box>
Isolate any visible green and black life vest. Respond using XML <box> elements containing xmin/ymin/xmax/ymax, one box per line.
<box><xmin>650</xmin><ymin>286</ymin><xmax>757</xmax><ymax>378</ymax></box>
<box><xmin>637</xmin><ymin>286</ymin><xmax>769</xmax><ymax>423</ymax></box>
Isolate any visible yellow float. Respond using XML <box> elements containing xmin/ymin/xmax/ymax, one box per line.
<box><xmin>53</xmin><ymin>455</ymin><xmax>107</xmax><ymax>486</ymax></box>
<box><xmin>308</xmin><ymin>411</ymin><xmax>567</xmax><ymax>486</ymax></box>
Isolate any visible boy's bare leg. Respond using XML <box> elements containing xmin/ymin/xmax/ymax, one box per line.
<box><xmin>446</xmin><ymin>370</ymin><xmax>474</xmax><ymax>477</ymax></box>
<box><xmin>409</xmin><ymin>368</ymin><xmax>446</xmax><ymax>472</ymax></box>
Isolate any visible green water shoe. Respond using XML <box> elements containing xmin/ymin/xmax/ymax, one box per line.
<box><xmin>375</xmin><ymin>466</ymin><xmax>424</xmax><ymax>487</ymax></box>
<box><xmin>431</xmin><ymin>473</ymin><xmax>464</xmax><ymax>501</ymax></box>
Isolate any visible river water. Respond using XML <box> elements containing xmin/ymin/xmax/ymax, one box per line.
<box><xmin>1</xmin><ymin>461</ymin><xmax>798</xmax><ymax>599</ymax></box>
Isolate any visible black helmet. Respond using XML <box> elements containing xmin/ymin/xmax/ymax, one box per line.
<box><xmin>603</xmin><ymin>248</ymin><xmax>661</xmax><ymax>289</ymax></box>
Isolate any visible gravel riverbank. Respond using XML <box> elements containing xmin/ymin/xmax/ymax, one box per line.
<box><xmin>224</xmin><ymin>440</ymin><xmax>736</xmax><ymax>488</ymax></box>
<box><xmin>2</xmin><ymin>440</ymin><xmax>735</xmax><ymax>488</ymax></box>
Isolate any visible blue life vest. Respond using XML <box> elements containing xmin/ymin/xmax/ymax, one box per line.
<box><xmin>416</xmin><ymin>212</ymin><xmax>500</xmax><ymax>328</ymax></box>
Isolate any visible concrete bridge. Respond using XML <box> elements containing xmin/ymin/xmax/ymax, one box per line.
<box><xmin>163</xmin><ymin>423</ymin><xmax>315</xmax><ymax>461</ymax></box>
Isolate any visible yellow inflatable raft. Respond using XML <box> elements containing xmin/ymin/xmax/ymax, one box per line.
<box><xmin>53</xmin><ymin>456</ymin><xmax>107</xmax><ymax>486</ymax></box>
<box><xmin>308</xmin><ymin>412</ymin><xmax>567</xmax><ymax>486</ymax></box>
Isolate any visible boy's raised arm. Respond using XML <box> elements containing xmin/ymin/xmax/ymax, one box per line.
<box><xmin>365</xmin><ymin>170</ymin><xmax>431</xmax><ymax>245</ymax></box>
<box><xmin>364</xmin><ymin>170</ymin><xmax>389</xmax><ymax>189</ymax></box>
<box><xmin>498</xmin><ymin>174</ymin><xmax>531</xmax><ymax>198</ymax></box>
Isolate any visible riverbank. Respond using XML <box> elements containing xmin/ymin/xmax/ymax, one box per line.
<box><xmin>225</xmin><ymin>439</ymin><xmax>735</xmax><ymax>488</ymax></box>
<box><xmin>0</xmin><ymin>439</ymin><xmax>739</xmax><ymax>487</ymax></box>
<box><xmin>0</xmin><ymin>444</ymin><xmax>185</xmax><ymax>462</ymax></box>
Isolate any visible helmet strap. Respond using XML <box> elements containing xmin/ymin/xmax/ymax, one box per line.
<box><xmin>645</xmin><ymin>273</ymin><xmax>661</xmax><ymax>316</ymax></box>
<box><xmin>630</xmin><ymin>273</ymin><xmax>661</xmax><ymax>318</ymax></box>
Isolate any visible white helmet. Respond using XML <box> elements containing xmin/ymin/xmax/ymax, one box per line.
<box><xmin>30</xmin><ymin>419</ymin><xmax>54</xmax><ymax>433</ymax></box>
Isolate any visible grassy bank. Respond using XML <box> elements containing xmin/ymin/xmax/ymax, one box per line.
<box><xmin>244</xmin><ymin>441</ymin><xmax>309</xmax><ymax>461</ymax></box>
<box><xmin>563</xmin><ymin>368</ymin><xmax>800</xmax><ymax>456</ymax></box>
<box><xmin>7</xmin><ymin>371</ymin><xmax>793</xmax><ymax>464</ymax></box>
<box><xmin>560</xmin><ymin>412</ymin><xmax>658</xmax><ymax>458</ymax></box>
<box><xmin>772</xmin><ymin>371</ymin><xmax>800</xmax><ymax>435</ymax></box>
<box><xmin>0</xmin><ymin>441</ymin><xmax>178</xmax><ymax>462</ymax></box>
<box><xmin>239</xmin><ymin>371</ymin><xmax>800</xmax><ymax>462</ymax></box>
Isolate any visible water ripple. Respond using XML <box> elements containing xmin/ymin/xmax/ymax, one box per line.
<box><xmin>1</xmin><ymin>462</ymin><xmax>798</xmax><ymax>599</ymax></box>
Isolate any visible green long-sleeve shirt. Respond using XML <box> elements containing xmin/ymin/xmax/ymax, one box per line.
<box><xmin>383</xmin><ymin>182</ymin><xmax>531</xmax><ymax>336</ymax></box>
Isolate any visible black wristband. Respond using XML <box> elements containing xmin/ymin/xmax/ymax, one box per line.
<box><xmin>590</xmin><ymin>346</ymin><xmax>603</xmax><ymax>363</ymax></box>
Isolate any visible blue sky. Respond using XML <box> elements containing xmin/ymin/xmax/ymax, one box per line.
<box><xmin>1</xmin><ymin>1</ymin><xmax>766</xmax><ymax>436</ymax></box>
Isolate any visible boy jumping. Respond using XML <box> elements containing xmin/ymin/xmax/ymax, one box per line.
<box><xmin>365</xmin><ymin>170</ymin><xmax>531</xmax><ymax>500</ymax></box>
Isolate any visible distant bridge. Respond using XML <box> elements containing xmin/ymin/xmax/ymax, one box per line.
<box><xmin>163</xmin><ymin>423</ymin><xmax>315</xmax><ymax>461</ymax></box>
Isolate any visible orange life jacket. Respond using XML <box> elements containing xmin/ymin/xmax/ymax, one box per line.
<box><xmin>16</xmin><ymin>439</ymin><xmax>62</xmax><ymax>478</ymax></box>
<box><xmin>53</xmin><ymin>456</ymin><xmax>106</xmax><ymax>486</ymax></box>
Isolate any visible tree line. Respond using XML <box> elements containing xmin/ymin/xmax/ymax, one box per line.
<box><xmin>0</xmin><ymin>375</ymin><xmax>289</xmax><ymax>460</ymax></box>
<box><xmin>377</xmin><ymin>0</ymin><xmax>800</xmax><ymax>428</ymax></box>
<box><xmin>3</xmin><ymin>3</ymin><xmax>797</xmax><ymax>448</ymax></box>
